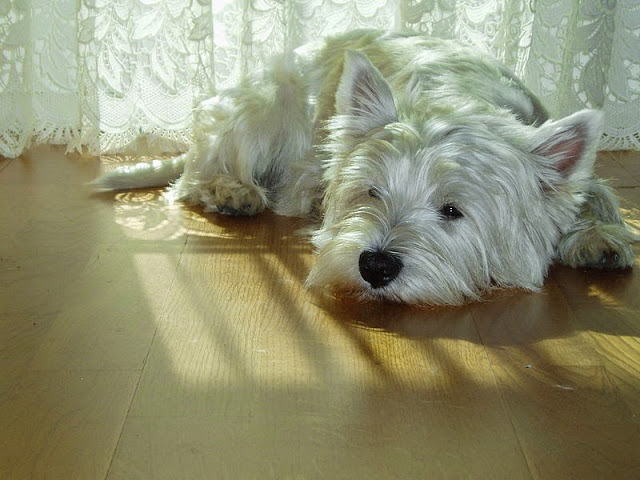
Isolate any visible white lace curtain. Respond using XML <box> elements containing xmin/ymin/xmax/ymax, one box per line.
<box><xmin>1</xmin><ymin>0</ymin><xmax>639</xmax><ymax>158</ymax></box>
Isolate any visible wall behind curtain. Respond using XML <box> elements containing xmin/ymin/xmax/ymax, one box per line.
<box><xmin>1</xmin><ymin>0</ymin><xmax>638</xmax><ymax>158</ymax></box>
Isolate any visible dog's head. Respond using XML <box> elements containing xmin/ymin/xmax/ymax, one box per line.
<box><xmin>307</xmin><ymin>51</ymin><xmax>603</xmax><ymax>305</ymax></box>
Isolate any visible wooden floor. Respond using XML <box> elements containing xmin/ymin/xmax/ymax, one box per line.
<box><xmin>1</xmin><ymin>146</ymin><xmax>639</xmax><ymax>479</ymax></box>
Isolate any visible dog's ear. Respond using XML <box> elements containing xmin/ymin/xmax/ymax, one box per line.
<box><xmin>530</xmin><ymin>109</ymin><xmax>603</xmax><ymax>184</ymax></box>
<box><xmin>335</xmin><ymin>50</ymin><xmax>398</xmax><ymax>134</ymax></box>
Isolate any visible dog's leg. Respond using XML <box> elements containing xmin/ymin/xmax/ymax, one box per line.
<box><xmin>198</xmin><ymin>174</ymin><xmax>268</xmax><ymax>216</ymax></box>
<box><xmin>193</xmin><ymin>91</ymin><xmax>274</xmax><ymax>216</ymax></box>
<box><xmin>557</xmin><ymin>178</ymin><xmax>636</xmax><ymax>269</ymax></box>
<box><xmin>172</xmin><ymin>57</ymin><xmax>312</xmax><ymax>216</ymax></box>
<box><xmin>167</xmin><ymin>103</ymin><xmax>271</xmax><ymax>217</ymax></box>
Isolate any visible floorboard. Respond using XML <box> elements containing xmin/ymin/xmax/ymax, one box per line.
<box><xmin>1</xmin><ymin>146</ymin><xmax>639</xmax><ymax>479</ymax></box>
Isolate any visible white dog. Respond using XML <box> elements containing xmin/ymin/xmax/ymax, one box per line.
<box><xmin>92</xmin><ymin>29</ymin><xmax>636</xmax><ymax>305</ymax></box>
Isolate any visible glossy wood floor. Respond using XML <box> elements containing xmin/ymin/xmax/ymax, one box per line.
<box><xmin>1</xmin><ymin>146</ymin><xmax>639</xmax><ymax>479</ymax></box>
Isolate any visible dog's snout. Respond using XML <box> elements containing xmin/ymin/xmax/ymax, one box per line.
<box><xmin>359</xmin><ymin>250</ymin><xmax>403</xmax><ymax>289</ymax></box>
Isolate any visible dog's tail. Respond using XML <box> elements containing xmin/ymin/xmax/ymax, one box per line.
<box><xmin>89</xmin><ymin>153</ymin><xmax>187</xmax><ymax>191</ymax></box>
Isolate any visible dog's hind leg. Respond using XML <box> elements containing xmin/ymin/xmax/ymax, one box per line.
<box><xmin>198</xmin><ymin>173</ymin><xmax>268</xmax><ymax>216</ymax></box>
<box><xmin>556</xmin><ymin>178</ymin><xmax>637</xmax><ymax>269</ymax></box>
<box><xmin>174</xmin><ymin>56</ymin><xmax>313</xmax><ymax>216</ymax></box>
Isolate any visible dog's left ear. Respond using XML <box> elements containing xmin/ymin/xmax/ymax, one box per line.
<box><xmin>530</xmin><ymin>109</ymin><xmax>603</xmax><ymax>184</ymax></box>
<box><xmin>335</xmin><ymin>50</ymin><xmax>398</xmax><ymax>134</ymax></box>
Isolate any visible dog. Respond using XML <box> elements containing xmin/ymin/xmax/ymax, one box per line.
<box><xmin>91</xmin><ymin>29</ymin><xmax>636</xmax><ymax>305</ymax></box>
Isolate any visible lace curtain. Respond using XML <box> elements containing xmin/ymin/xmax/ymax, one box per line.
<box><xmin>1</xmin><ymin>0</ymin><xmax>639</xmax><ymax>158</ymax></box>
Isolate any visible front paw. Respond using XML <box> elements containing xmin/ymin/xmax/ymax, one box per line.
<box><xmin>587</xmin><ymin>249</ymin><xmax>626</xmax><ymax>269</ymax></box>
<box><xmin>557</xmin><ymin>224</ymin><xmax>636</xmax><ymax>270</ymax></box>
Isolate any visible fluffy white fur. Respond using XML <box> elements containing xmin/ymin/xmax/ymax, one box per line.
<box><xmin>91</xmin><ymin>30</ymin><xmax>636</xmax><ymax>305</ymax></box>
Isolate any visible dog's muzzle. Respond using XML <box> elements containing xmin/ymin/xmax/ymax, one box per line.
<box><xmin>359</xmin><ymin>250</ymin><xmax>403</xmax><ymax>289</ymax></box>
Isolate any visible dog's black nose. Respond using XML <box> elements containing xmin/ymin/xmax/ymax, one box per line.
<box><xmin>359</xmin><ymin>250</ymin><xmax>403</xmax><ymax>289</ymax></box>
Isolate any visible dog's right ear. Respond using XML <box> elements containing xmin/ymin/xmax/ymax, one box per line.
<box><xmin>335</xmin><ymin>50</ymin><xmax>398</xmax><ymax>134</ymax></box>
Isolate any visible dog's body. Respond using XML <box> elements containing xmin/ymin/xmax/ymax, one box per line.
<box><xmin>92</xmin><ymin>29</ymin><xmax>636</xmax><ymax>305</ymax></box>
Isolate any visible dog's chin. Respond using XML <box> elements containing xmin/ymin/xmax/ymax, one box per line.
<box><xmin>307</xmin><ymin>274</ymin><xmax>468</xmax><ymax>306</ymax></box>
<box><xmin>308</xmin><ymin>266</ymin><xmax>455</xmax><ymax>306</ymax></box>
<box><xmin>306</xmin><ymin>248</ymin><xmax>480</xmax><ymax>305</ymax></box>
<box><xmin>308</xmin><ymin>281</ymin><xmax>404</xmax><ymax>304</ymax></box>
<box><xmin>305</xmin><ymin>265</ymin><xmax>395</xmax><ymax>302</ymax></box>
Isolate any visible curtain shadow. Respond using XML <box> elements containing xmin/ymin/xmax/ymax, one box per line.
<box><xmin>92</xmin><ymin>174</ymin><xmax>640</xmax><ymax>351</ymax></box>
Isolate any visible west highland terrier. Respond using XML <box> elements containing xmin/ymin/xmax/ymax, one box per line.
<box><xmin>92</xmin><ymin>29</ymin><xmax>636</xmax><ymax>305</ymax></box>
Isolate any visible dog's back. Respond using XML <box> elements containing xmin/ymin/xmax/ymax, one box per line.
<box><xmin>306</xmin><ymin>30</ymin><xmax>547</xmax><ymax>131</ymax></box>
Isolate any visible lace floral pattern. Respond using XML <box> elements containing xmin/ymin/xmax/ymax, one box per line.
<box><xmin>1</xmin><ymin>0</ymin><xmax>638</xmax><ymax>158</ymax></box>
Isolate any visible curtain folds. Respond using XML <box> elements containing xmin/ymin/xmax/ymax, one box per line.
<box><xmin>1</xmin><ymin>0</ymin><xmax>639</xmax><ymax>158</ymax></box>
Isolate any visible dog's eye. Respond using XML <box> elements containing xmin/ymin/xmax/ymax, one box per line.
<box><xmin>439</xmin><ymin>204</ymin><xmax>463</xmax><ymax>220</ymax></box>
<box><xmin>368</xmin><ymin>187</ymin><xmax>380</xmax><ymax>199</ymax></box>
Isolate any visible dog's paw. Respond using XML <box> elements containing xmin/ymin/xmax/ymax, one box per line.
<box><xmin>202</xmin><ymin>175</ymin><xmax>266</xmax><ymax>216</ymax></box>
<box><xmin>557</xmin><ymin>223</ymin><xmax>636</xmax><ymax>270</ymax></box>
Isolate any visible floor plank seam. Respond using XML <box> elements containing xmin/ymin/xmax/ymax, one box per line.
<box><xmin>468</xmin><ymin>314</ymin><xmax>537</xmax><ymax>480</ymax></box>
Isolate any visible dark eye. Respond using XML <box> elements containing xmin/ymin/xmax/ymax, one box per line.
<box><xmin>439</xmin><ymin>204</ymin><xmax>463</xmax><ymax>220</ymax></box>
<box><xmin>368</xmin><ymin>187</ymin><xmax>380</xmax><ymax>199</ymax></box>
